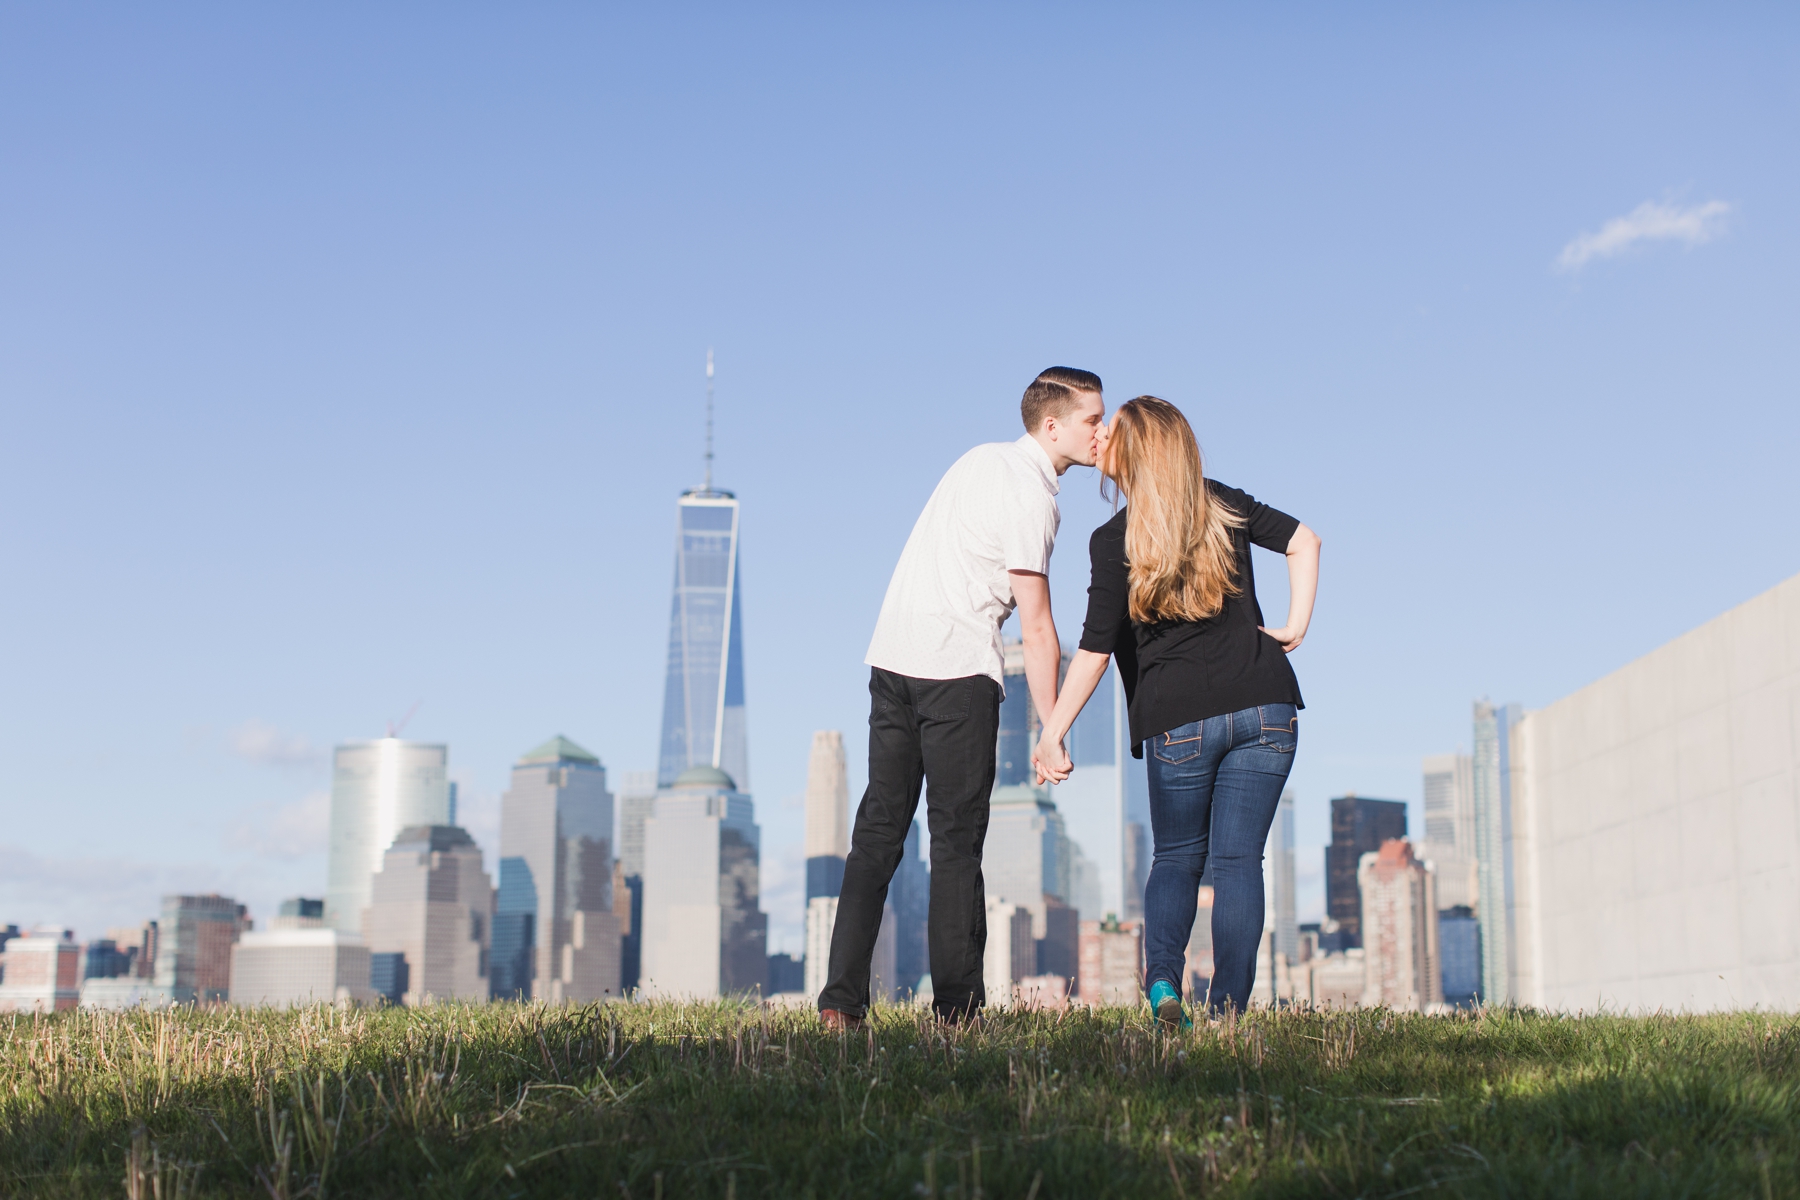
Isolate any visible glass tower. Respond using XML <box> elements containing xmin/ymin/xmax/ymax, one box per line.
<box><xmin>325</xmin><ymin>739</ymin><xmax>452</xmax><ymax>934</ymax></box>
<box><xmin>656</xmin><ymin>489</ymin><xmax>749</xmax><ymax>790</ymax></box>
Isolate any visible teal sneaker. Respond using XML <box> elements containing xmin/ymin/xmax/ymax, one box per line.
<box><xmin>1147</xmin><ymin>979</ymin><xmax>1190</xmax><ymax>1030</ymax></box>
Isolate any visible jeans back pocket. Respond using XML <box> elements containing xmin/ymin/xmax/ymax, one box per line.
<box><xmin>1257</xmin><ymin>704</ymin><xmax>1298</xmax><ymax>752</ymax></box>
<box><xmin>1152</xmin><ymin>722</ymin><xmax>1204</xmax><ymax>764</ymax></box>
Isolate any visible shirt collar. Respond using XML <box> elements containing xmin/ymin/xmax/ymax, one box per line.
<box><xmin>1015</xmin><ymin>433</ymin><xmax>1061</xmax><ymax>495</ymax></box>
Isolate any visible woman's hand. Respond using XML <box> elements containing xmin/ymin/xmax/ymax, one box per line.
<box><xmin>1259</xmin><ymin>624</ymin><xmax>1306</xmax><ymax>653</ymax></box>
<box><xmin>1033</xmin><ymin>735</ymin><xmax>1072</xmax><ymax>785</ymax></box>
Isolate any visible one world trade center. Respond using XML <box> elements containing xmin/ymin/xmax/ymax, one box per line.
<box><xmin>656</xmin><ymin>359</ymin><xmax>749</xmax><ymax>791</ymax></box>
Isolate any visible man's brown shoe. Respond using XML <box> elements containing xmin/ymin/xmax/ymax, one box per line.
<box><xmin>820</xmin><ymin>1008</ymin><xmax>864</xmax><ymax>1031</ymax></box>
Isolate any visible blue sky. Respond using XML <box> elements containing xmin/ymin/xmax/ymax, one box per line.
<box><xmin>2</xmin><ymin>5</ymin><xmax>1796</xmax><ymax>951</ymax></box>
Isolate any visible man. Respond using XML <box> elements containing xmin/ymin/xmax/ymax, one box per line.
<box><xmin>819</xmin><ymin>367</ymin><xmax>1106</xmax><ymax>1026</ymax></box>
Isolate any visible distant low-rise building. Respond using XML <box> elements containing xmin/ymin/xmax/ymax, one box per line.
<box><xmin>982</xmin><ymin>898</ymin><xmax>1035</xmax><ymax>1009</ymax></box>
<box><xmin>231</xmin><ymin>927</ymin><xmax>375</xmax><ymax>1008</ymax></box>
<box><xmin>0</xmin><ymin>927</ymin><xmax>81</xmax><ymax>1013</ymax></box>
<box><xmin>154</xmin><ymin>895</ymin><xmax>250</xmax><ymax>1003</ymax></box>
<box><xmin>1078</xmin><ymin>915</ymin><xmax>1142</xmax><ymax>1007</ymax></box>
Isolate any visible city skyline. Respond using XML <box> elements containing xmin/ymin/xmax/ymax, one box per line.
<box><xmin>3</xmin><ymin>6</ymin><xmax>1798</xmax><ymax>954</ymax></box>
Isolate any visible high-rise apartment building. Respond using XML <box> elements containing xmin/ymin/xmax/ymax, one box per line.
<box><xmin>0</xmin><ymin>928</ymin><xmax>80</xmax><ymax>1013</ymax></box>
<box><xmin>1325</xmin><ymin>795</ymin><xmax>1407</xmax><ymax>947</ymax></box>
<box><xmin>805</xmin><ymin>731</ymin><xmax>848</xmax><ymax>901</ymax></box>
<box><xmin>325</xmin><ymin>738</ymin><xmax>453</xmax><ymax>933</ymax></box>
<box><xmin>364</xmin><ymin>825</ymin><xmax>492</xmax><ymax>1005</ymax></box>
<box><xmin>491</xmin><ymin>736</ymin><xmax>617</xmax><ymax>1003</ymax></box>
<box><xmin>1268</xmin><ymin>790</ymin><xmax>1298</xmax><ymax>961</ymax></box>
<box><xmin>154</xmin><ymin>894</ymin><xmax>250</xmax><ymax>1003</ymax></box>
<box><xmin>1358</xmin><ymin>839</ymin><xmax>1442</xmax><ymax>1012</ymax></box>
<box><xmin>640</xmin><ymin>765</ymin><xmax>767</xmax><ymax>998</ymax></box>
<box><xmin>1421</xmin><ymin>753</ymin><xmax>1478</xmax><ymax>910</ymax></box>
<box><xmin>656</xmin><ymin>488</ymin><xmax>749</xmax><ymax>792</ymax></box>
<box><xmin>1471</xmin><ymin>701</ymin><xmax>1522</xmax><ymax>1003</ymax></box>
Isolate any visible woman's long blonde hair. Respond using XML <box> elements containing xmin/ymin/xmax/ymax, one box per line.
<box><xmin>1103</xmin><ymin>396</ymin><xmax>1244</xmax><ymax>623</ymax></box>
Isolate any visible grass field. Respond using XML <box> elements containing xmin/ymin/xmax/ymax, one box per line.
<box><xmin>2</xmin><ymin>1000</ymin><xmax>1797</xmax><ymax>1198</ymax></box>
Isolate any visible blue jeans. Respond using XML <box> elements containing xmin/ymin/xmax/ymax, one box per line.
<box><xmin>1143</xmin><ymin>703</ymin><xmax>1298</xmax><ymax>1014</ymax></box>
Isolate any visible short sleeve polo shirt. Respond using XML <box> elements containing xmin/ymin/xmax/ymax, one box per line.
<box><xmin>864</xmin><ymin>435</ymin><xmax>1061</xmax><ymax>691</ymax></box>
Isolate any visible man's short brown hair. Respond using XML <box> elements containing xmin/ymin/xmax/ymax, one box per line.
<box><xmin>1021</xmin><ymin>366</ymin><xmax>1104</xmax><ymax>432</ymax></box>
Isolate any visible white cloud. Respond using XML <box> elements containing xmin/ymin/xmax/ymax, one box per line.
<box><xmin>225</xmin><ymin>791</ymin><xmax>330</xmax><ymax>860</ymax></box>
<box><xmin>1557</xmin><ymin>199</ymin><xmax>1731</xmax><ymax>271</ymax></box>
<box><xmin>231</xmin><ymin>720</ymin><xmax>325</xmax><ymax>769</ymax></box>
<box><xmin>0</xmin><ymin>844</ymin><xmax>220</xmax><ymax>939</ymax></box>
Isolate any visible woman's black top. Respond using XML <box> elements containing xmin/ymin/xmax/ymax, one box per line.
<box><xmin>1077</xmin><ymin>480</ymin><xmax>1305</xmax><ymax>757</ymax></box>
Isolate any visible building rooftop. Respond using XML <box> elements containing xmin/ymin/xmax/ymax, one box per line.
<box><xmin>518</xmin><ymin>735</ymin><xmax>601</xmax><ymax>766</ymax></box>
<box><xmin>389</xmin><ymin>825</ymin><xmax>477</xmax><ymax>853</ymax></box>
<box><xmin>672</xmin><ymin>764</ymin><xmax>737</xmax><ymax>791</ymax></box>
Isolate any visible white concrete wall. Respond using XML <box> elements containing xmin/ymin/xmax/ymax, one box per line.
<box><xmin>1517</xmin><ymin>571</ymin><xmax>1800</xmax><ymax>1011</ymax></box>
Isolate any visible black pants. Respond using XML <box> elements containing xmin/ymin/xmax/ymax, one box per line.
<box><xmin>819</xmin><ymin>667</ymin><xmax>1001</xmax><ymax>1020</ymax></box>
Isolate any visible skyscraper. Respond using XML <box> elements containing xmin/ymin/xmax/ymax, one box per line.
<box><xmin>365</xmin><ymin>825</ymin><xmax>492</xmax><ymax>1005</ymax></box>
<box><xmin>1325</xmin><ymin>795</ymin><xmax>1407</xmax><ymax>947</ymax></box>
<box><xmin>1421</xmin><ymin>753</ymin><xmax>1478</xmax><ymax>910</ymax></box>
<box><xmin>640</xmin><ymin>765</ymin><xmax>767</xmax><ymax>998</ymax></box>
<box><xmin>888</xmin><ymin>820</ymin><xmax>931</xmax><ymax>996</ymax></box>
<box><xmin>1268</xmin><ymin>790</ymin><xmax>1298</xmax><ymax>962</ymax></box>
<box><xmin>1472</xmin><ymin>700</ymin><xmax>1522</xmax><ymax>1004</ymax></box>
<box><xmin>492</xmin><ymin>736</ymin><xmax>618</xmax><ymax>1003</ymax></box>
<box><xmin>325</xmin><ymin>738</ymin><xmax>453</xmax><ymax>933</ymax></box>
<box><xmin>805</xmin><ymin>731</ymin><xmax>848</xmax><ymax>900</ymax></box>
<box><xmin>656</xmin><ymin>488</ymin><xmax>749</xmax><ymax>792</ymax></box>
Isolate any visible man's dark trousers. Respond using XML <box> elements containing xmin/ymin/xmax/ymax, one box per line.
<box><xmin>820</xmin><ymin>667</ymin><xmax>1001</xmax><ymax>1021</ymax></box>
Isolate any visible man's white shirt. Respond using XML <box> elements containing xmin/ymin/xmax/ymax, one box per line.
<box><xmin>865</xmin><ymin>434</ymin><xmax>1061</xmax><ymax>691</ymax></box>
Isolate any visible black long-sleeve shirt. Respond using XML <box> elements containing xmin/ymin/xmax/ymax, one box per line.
<box><xmin>1078</xmin><ymin>480</ymin><xmax>1305</xmax><ymax>756</ymax></box>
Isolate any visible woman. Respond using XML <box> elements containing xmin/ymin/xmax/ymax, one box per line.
<box><xmin>1033</xmin><ymin>396</ymin><xmax>1320</xmax><ymax>1025</ymax></box>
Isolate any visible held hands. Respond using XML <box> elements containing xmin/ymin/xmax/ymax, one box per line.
<box><xmin>1033</xmin><ymin>735</ymin><xmax>1072</xmax><ymax>785</ymax></box>
<box><xmin>1259</xmin><ymin>624</ymin><xmax>1306</xmax><ymax>653</ymax></box>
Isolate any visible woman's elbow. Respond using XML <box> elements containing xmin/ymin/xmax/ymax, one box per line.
<box><xmin>1291</xmin><ymin>524</ymin><xmax>1321</xmax><ymax>553</ymax></box>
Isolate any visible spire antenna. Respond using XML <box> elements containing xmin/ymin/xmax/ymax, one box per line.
<box><xmin>704</xmin><ymin>348</ymin><xmax>715</xmax><ymax>493</ymax></box>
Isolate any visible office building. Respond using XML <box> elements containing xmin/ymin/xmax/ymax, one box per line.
<box><xmin>1077</xmin><ymin>916</ymin><xmax>1142</xmax><ymax>1006</ymax></box>
<box><xmin>1472</xmin><ymin>701</ymin><xmax>1524</xmax><ymax>1003</ymax></box>
<box><xmin>1185</xmin><ymin>885</ymin><xmax>1215</xmax><ymax>998</ymax></box>
<box><xmin>1268</xmin><ymin>790</ymin><xmax>1298</xmax><ymax>962</ymax></box>
<box><xmin>983</xmin><ymin>898</ymin><xmax>1036</xmax><ymax>1009</ymax></box>
<box><xmin>614</xmin><ymin>770</ymin><xmax>657</xmax><ymax>993</ymax></box>
<box><xmin>1358</xmin><ymin>839</ymin><xmax>1441</xmax><ymax>1012</ymax></box>
<box><xmin>231</xmin><ymin>928</ymin><xmax>374</xmax><ymax>1008</ymax></box>
<box><xmin>640</xmin><ymin>765</ymin><xmax>767</xmax><ymax>998</ymax></box>
<box><xmin>370</xmin><ymin>953</ymin><xmax>408</xmax><ymax>1005</ymax></box>
<box><xmin>768</xmin><ymin>952</ymin><xmax>804</xmax><ymax>994</ymax></box>
<box><xmin>1421</xmin><ymin>753</ymin><xmax>1478</xmax><ymax>910</ymax></box>
<box><xmin>803</xmin><ymin>896</ymin><xmax>836</xmax><ymax>1002</ymax></box>
<box><xmin>985</xmin><ymin>786</ymin><xmax>1087</xmax><ymax>978</ymax></box>
<box><xmin>0</xmin><ymin>928</ymin><xmax>81</xmax><ymax>1013</ymax></box>
<box><xmin>656</xmin><ymin>484</ymin><xmax>749</xmax><ymax>792</ymax></box>
<box><xmin>107</xmin><ymin>922</ymin><xmax>157</xmax><ymax>979</ymax></box>
<box><xmin>154</xmin><ymin>894</ymin><xmax>250</xmax><ymax>1003</ymax></box>
<box><xmin>805</xmin><ymin>731</ymin><xmax>849</xmax><ymax>901</ymax></box>
<box><xmin>1439</xmin><ymin>907</ymin><xmax>1481</xmax><ymax>1007</ymax></box>
<box><xmin>1325</xmin><ymin>795</ymin><xmax>1407</xmax><ymax>947</ymax></box>
<box><xmin>491</xmin><ymin>736</ymin><xmax>617</xmax><ymax>1003</ymax></box>
<box><xmin>888</xmin><ymin>820</ymin><xmax>931</xmax><ymax>997</ymax></box>
<box><xmin>364</xmin><ymin>826</ymin><xmax>492</xmax><ymax>1005</ymax></box>
<box><xmin>83</xmin><ymin>939</ymin><xmax>134</xmax><ymax>981</ymax></box>
<box><xmin>325</xmin><ymin>738</ymin><xmax>453</xmax><ymax>933</ymax></box>
<box><xmin>1482</xmin><ymin>570</ymin><xmax>1800</xmax><ymax>1011</ymax></box>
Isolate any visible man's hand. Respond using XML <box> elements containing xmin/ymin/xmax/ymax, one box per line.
<box><xmin>1033</xmin><ymin>736</ymin><xmax>1072</xmax><ymax>785</ymax></box>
